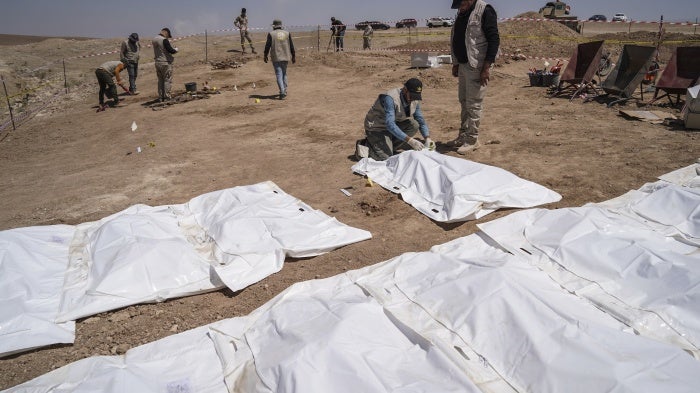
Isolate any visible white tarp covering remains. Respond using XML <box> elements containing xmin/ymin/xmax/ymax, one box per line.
<box><xmin>352</xmin><ymin>151</ymin><xmax>561</xmax><ymax>222</ymax></box>
<box><xmin>0</xmin><ymin>226</ymin><xmax>76</xmax><ymax>357</ymax></box>
<box><xmin>6</xmin><ymin>325</ymin><xmax>228</xmax><ymax>393</ymax></box>
<box><xmin>9</xmin><ymin>235</ymin><xmax>700</xmax><ymax>393</ymax></box>
<box><xmin>657</xmin><ymin>161</ymin><xmax>700</xmax><ymax>188</ymax></box>
<box><xmin>1</xmin><ymin>182</ymin><xmax>371</xmax><ymax>357</ymax></box>
<box><xmin>188</xmin><ymin>183</ymin><xmax>371</xmax><ymax>291</ymax></box>
<box><xmin>479</xmin><ymin>182</ymin><xmax>700</xmax><ymax>356</ymax></box>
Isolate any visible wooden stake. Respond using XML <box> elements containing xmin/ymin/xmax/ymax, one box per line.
<box><xmin>1</xmin><ymin>75</ymin><xmax>16</xmax><ymax>130</ymax></box>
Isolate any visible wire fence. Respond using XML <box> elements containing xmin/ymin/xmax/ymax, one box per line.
<box><xmin>1</xmin><ymin>16</ymin><xmax>698</xmax><ymax>132</ymax></box>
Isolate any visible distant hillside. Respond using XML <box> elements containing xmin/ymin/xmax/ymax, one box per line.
<box><xmin>0</xmin><ymin>34</ymin><xmax>94</xmax><ymax>46</ymax></box>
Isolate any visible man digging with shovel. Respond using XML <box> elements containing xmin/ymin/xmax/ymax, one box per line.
<box><xmin>95</xmin><ymin>60</ymin><xmax>129</xmax><ymax>112</ymax></box>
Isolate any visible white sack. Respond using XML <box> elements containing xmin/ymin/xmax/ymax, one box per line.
<box><xmin>57</xmin><ymin>182</ymin><xmax>370</xmax><ymax>322</ymax></box>
<box><xmin>209</xmin><ymin>275</ymin><xmax>483</xmax><ymax>393</ymax></box>
<box><xmin>352</xmin><ymin>151</ymin><xmax>561</xmax><ymax>222</ymax></box>
<box><xmin>5</xmin><ymin>325</ymin><xmax>227</xmax><ymax>393</ymax></box>
<box><xmin>363</xmin><ymin>235</ymin><xmax>700</xmax><ymax>393</ymax></box>
<box><xmin>479</xmin><ymin>204</ymin><xmax>700</xmax><ymax>355</ymax></box>
<box><xmin>9</xmin><ymin>235</ymin><xmax>700</xmax><ymax>392</ymax></box>
<box><xmin>188</xmin><ymin>182</ymin><xmax>372</xmax><ymax>290</ymax></box>
<box><xmin>56</xmin><ymin>204</ymin><xmax>219</xmax><ymax>322</ymax></box>
<box><xmin>0</xmin><ymin>226</ymin><xmax>76</xmax><ymax>358</ymax></box>
<box><xmin>658</xmin><ymin>162</ymin><xmax>700</xmax><ymax>188</ymax></box>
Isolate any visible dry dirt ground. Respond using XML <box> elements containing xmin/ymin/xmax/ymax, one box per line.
<box><xmin>1</xmin><ymin>25</ymin><xmax>699</xmax><ymax>389</ymax></box>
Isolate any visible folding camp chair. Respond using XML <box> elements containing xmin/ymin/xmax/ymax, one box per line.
<box><xmin>596</xmin><ymin>45</ymin><xmax>657</xmax><ymax>107</ymax></box>
<box><xmin>551</xmin><ymin>40</ymin><xmax>605</xmax><ymax>101</ymax></box>
<box><xmin>648</xmin><ymin>47</ymin><xmax>700</xmax><ymax>106</ymax></box>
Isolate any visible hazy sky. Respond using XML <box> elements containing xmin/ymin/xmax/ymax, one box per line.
<box><xmin>1</xmin><ymin>0</ymin><xmax>697</xmax><ymax>38</ymax></box>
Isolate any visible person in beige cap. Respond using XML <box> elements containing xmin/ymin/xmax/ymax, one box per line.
<box><xmin>152</xmin><ymin>27</ymin><xmax>178</xmax><ymax>102</ymax></box>
<box><xmin>120</xmin><ymin>33</ymin><xmax>140</xmax><ymax>95</ymax></box>
<box><xmin>358</xmin><ymin>78</ymin><xmax>434</xmax><ymax>161</ymax></box>
<box><xmin>234</xmin><ymin>8</ymin><xmax>256</xmax><ymax>54</ymax></box>
<box><xmin>263</xmin><ymin>19</ymin><xmax>296</xmax><ymax>99</ymax></box>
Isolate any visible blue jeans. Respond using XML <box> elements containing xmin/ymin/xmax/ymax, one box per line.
<box><xmin>125</xmin><ymin>61</ymin><xmax>138</xmax><ymax>93</ymax></box>
<box><xmin>273</xmin><ymin>61</ymin><xmax>288</xmax><ymax>95</ymax></box>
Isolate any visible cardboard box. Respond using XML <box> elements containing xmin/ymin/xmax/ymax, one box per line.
<box><xmin>436</xmin><ymin>55</ymin><xmax>452</xmax><ymax>64</ymax></box>
<box><xmin>684</xmin><ymin>110</ymin><xmax>700</xmax><ymax>130</ymax></box>
<box><xmin>686</xmin><ymin>84</ymin><xmax>700</xmax><ymax>113</ymax></box>
<box><xmin>411</xmin><ymin>53</ymin><xmax>438</xmax><ymax>68</ymax></box>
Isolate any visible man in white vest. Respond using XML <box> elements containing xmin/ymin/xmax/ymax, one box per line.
<box><xmin>152</xmin><ymin>28</ymin><xmax>178</xmax><ymax>102</ymax></box>
<box><xmin>360</xmin><ymin>78</ymin><xmax>434</xmax><ymax>161</ymax></box>
<box><xmin>449</xmin><ymin>0</ymin><xmax>500</xmax><ymax>154</ymax></box>
<box><xmin>263</xmin><ymin>19</ymin><xmax>296</xmax><ymax>99</ymax></box>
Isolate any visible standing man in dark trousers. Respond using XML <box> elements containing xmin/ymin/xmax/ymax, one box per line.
<box><xmin>120</xmin><ymin>33</ymin><xmax>140</xmax><ymax>95</ymax></box>
<box><xmin>449</xmin><ymin>0</ymin><xmax>500</xmax><ymax>155</ymax></box>
<box><xmin>95</xmin><ymin>60</ymin><xmax>128</xmax><ymax>111</ymax></box>
<box><xmin>264</xmin><ymin>19</ymin><xmax>296</xmax><ymax>100</ymax></box>
<box><xmin>330</xmin><ymin>17</ymin><xmax>346</xmax><ymax>52</ymax></box>
<box><xmin>152</xmin><ymin>28</ymin><xmax>178</xmax><ymax>102</ymax></box>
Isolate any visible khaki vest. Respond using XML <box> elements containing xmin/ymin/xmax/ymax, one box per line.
<box><xmin>99</xmin><ymin>61</ymin><xmax>123</xmax><ymax>74</ymax></box>
<box><xmin>121</xmin><ymin>39</ymin><xmax>140</xmax><ymax>63</ymax></box>
<box><xmin>152</xmin><ymin>35</ymin><xmax>174</xmax><ymax>64</ymax></box>
<box><xmin>269</xmin><ymin>29</ymin><xmax>292</xmax><ymax>62</ymax></box>
<box><xmin>452</xmin><ymin>0</ymin><xmax>489</xmax><ymax>68</ymax></box>
<box><xmin>365</xmin><ymin>88</ymin><xmax>418</xmax><ymax>133</ymax></box>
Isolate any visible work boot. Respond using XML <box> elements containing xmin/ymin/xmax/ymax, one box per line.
<box><xmin>446</xmin><ymin>132</ymin><xmax>469</xmax><ymax>147</ymax></box>
<box><xmin>279</xmin><ymin>93</ymin><xmax>286</xmax><ymax>100</ymax></box>
<box><xmin>251</xmin><ymin>47</ymin><xmax>257</xmax><ymax>54</ymax></box>
<box><xmin>457</xmin><ymin>135</ymin><xmax>480</xmax><ymax>155</ymax></box>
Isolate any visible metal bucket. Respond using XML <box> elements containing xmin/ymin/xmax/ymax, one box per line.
<box><xmin>528</xmin><ymin>73</ymin><xmax>542</xmax><ymax>87</ymax></box>
<box><xmin>185</xmin><ymin>82</ymin><xmax>197</xmax><ymax>92</ymax></box>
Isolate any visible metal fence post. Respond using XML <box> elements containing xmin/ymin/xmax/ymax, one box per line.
<box><xmin>205</xmin><ymin>30</ymin><xmax>208</xmax><ymax>63</ymax></box>
<box><xmin>63</xmin><ymin>59</ymin><xmax>68</xmax><ymax>93</ymax></box>
<box><xmin>1</xmin><ymin>75</ymin><xmax>16</xmax><ymax>131</ymax></box>
<box><xmin>317</xmin><ymin>25</ymin><xmax>320</xmax><ymax>52</ymax></box>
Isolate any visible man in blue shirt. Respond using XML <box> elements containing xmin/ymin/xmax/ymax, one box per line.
<box><xmin>360</xmin><ymin>78</ymin><xmax>434</xmax><ymax>161</ymax></box>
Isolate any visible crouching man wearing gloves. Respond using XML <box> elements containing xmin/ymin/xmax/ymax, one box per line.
<box><xmin>359</xmin><ymin>78</ymin><xmax>435</xmax><ymax>161</ymax></box>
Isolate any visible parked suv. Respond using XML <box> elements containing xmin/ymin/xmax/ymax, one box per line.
<box><xmin>426</xmin><ymin>17</ymin><xmax>454</xmax><ymax>28</ymax></box>
<box><xmin>396</xmin><ymin>18</ymin><xmax>418</xmax><ymax>28</ymax></box>
<box><xmin>355</xmin><ymin>21</ymin><xmax>390</xmax><ymax>30</ymax></box>
<box><xmin>588</xmin><ymin>14</ymin><xmax>607</xmax><ymax>22</ymax></box>
<box><xmin>612</xmin><ymin>13</ymin><xmax>628</xmax><ymax>22</ymax></box>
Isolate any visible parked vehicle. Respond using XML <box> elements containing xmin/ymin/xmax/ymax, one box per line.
<box><xmin>426</xmin><ymin>17</ymin><xmax>454</xmax><ymax>28</ymax></box>
<box><xmin>538</xmin><ymin>1</ymin><xmax>581</xmax><ymax>32</ymax></box>
<box><xmin>612</xmin><ymin>13</ymin><xmax>628</xmax><ymax>22</ymax></box>
<box><xmin>355</xmin><ymin>21</ymin><xmax>390</xmax><ymax>30</ymax></box>
<box><xmin>396</xmin><ymin>18</ymin><xmax>418</xmax><ymax>28</ymax></box>
<box><xmin>588</xmin><ymin>14</ymin><xmax>607</xmax><ymax>22</ymax></box>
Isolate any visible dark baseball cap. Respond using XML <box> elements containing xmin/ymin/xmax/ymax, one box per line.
<box><xmin>404</xmin><ymin>78</ymin><xmax>423</xmax><ymax>101</ymax></box>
